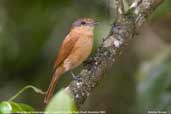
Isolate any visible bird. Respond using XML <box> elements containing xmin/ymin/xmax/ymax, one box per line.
<box><xmin>44</xmin><ymin>18</ymin><xmax>97</xmax><ymax>103</ymax></box>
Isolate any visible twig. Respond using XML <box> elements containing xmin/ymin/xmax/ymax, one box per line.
<box><xmin>8</xmin><ymin>85</ymin><xmax>46</xmax><ymax>101</ymax></box>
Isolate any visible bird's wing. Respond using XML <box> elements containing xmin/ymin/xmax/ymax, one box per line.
<box><xmin>53</xmin><ymin>32</ymin><xmax>79</xmax><ymax>70</ymax></box>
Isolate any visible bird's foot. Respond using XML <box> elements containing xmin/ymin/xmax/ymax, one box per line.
<box><xmin>71</xmin><ymin>71</ymin><xmax>81</xmax><ymax>81</ymax></box>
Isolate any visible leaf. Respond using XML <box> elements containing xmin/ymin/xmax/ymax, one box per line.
<box><xmin>0</xmin><ymin>101</ymin><xmax>34</xmax><ymax>114</ymax></box>
<box><xmin>45</xmin><ymin>89</ymin><xmax>77</xmax><ymax>114</ymax></box>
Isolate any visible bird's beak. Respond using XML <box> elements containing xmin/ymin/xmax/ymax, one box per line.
<box><xmin>87</xmin><ymin>22</ymin><xmax>99</xmax><ymax>26</ymax></box>
<box><xmin>94</xmin><ymin>22</ymin><xmax>99</xmax><ymax>25</ymax></box>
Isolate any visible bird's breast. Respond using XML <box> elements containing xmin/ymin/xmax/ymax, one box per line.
<box><xmin>73</xmin><ymin>34</ymin><xmax>93</xmax><ymax>60</ymax></box>
<box><xmin>63</xmin><ymin>34</ymin><xmax>94</xmax><ymax>71</ymax></box>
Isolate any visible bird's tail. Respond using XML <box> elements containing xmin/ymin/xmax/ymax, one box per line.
<box><xmin>44</xmin><ymin>66</ymin><xmax>65</xmax><ymax>103</ymax></box>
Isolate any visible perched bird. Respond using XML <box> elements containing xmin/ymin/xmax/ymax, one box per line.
<box><xmin>44</xmin><ymin>18</ymin><xmax>97</xmax><ymax>103</ymax></box>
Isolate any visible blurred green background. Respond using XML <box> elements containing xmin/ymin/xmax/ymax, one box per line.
<box><xmin>0</xmin><ymin>0</ymin><xmax>171</xmax><ymax>113</ymax></box>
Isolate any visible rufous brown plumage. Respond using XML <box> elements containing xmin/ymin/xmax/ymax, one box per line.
<box><xmin>44</xmin><ymin>18</ymin><xmax>97</xmax><ymax>103</ymax></box>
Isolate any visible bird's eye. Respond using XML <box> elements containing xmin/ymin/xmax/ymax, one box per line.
<box><xmin>81</xmin><ymin>21</ymin><xmax>86</xmax><ymax>25</ymax></box>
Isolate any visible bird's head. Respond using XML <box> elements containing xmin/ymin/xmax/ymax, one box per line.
<box><xmin>71</xmin><ymin>18</ymin><xmax>97</xmax><ymax>32</ymax></box>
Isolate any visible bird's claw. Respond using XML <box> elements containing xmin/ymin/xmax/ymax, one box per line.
<box><xmin>71</xmin><ymin>71</ymin><xmax>81</xmax><ymax>81</ymax></box>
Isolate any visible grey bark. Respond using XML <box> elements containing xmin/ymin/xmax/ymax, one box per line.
<box><xmin>65</xmin><ymin>0</ymin><xmax>164</xmax><ymax>108</ymax></box>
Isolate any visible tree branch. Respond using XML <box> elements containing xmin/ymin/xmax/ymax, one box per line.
<box><xmin>65</xmin><ymin>0</ymin><xmax>164</xmax><ymax>108</ymax></box>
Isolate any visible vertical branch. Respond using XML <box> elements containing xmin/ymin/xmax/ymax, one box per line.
<box><xmin>65</xmin><ymin>0</ymin><xmax>164</xmax><ymax>108</ymax></box>
<box><xmin>114</xmin><ymin>0</ymin><xmax>125</xmax><ymax>21</ymax></box>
